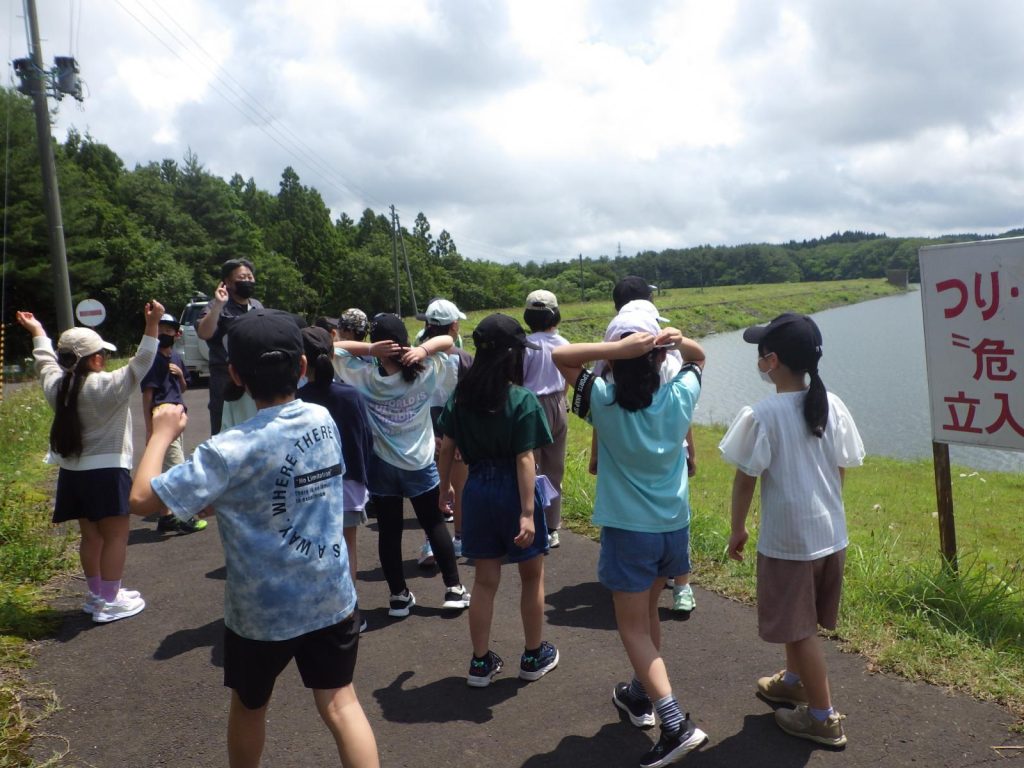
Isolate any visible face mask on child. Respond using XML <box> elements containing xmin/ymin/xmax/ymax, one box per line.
<box><xmin>158</xmin><ymin>334</ymin><xmax>176</xmax><ymax>348</ymax></box>
<box><xmin>758</xmin><ymin>368</ymin><xmax>774</xmax><ymax>384</ymax></box>
<box><xmin>297</xmin><ymin>375</ymin><xmax>308</xmax><ymax>389</ymax></box>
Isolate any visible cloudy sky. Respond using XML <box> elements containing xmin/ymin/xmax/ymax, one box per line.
<box><xmin>7</xmin><ymin>0</ymin><xmax>1024</xmax><ymax>263</ymax></box>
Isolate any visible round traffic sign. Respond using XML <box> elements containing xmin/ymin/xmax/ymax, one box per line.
<box><xmin>75</xmin><ymin>299</ymin><xmax>106</xmax><ymax>327</ymax></box>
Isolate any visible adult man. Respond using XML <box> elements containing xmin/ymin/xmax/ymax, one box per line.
<box><xmin>196</xmin><ymin>258</ymin><xmax>264</xmax><ymax>434</ymax></box>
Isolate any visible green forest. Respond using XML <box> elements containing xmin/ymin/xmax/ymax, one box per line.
<box><xmin>1</xmin><ymin>87</ymin><xmax>1020</xmax><ymax>355</ymax></box>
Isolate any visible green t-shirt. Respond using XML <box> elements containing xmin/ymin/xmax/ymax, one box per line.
<box><xmin>437</xmin><ymin>385</ymin><xmax>553</xmax><ymax>464</ymax></box>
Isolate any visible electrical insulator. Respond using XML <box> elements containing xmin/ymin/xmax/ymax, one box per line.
<box><xmin>12</xmin><ymin>58</ymin><xmax>34</xmax><ymax>95</ymax></box>
<box><xmin>53</xmin><ymin>56</ymin><xmax>83</xmax><ymax>101</ymax></box>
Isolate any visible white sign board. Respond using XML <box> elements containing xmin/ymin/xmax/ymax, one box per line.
<box><xmin>75</xmin><ymin>299</ymin><xmax>106</xmax><ymax>327</ymax></box>
<box><xmin>919</xmin><ymin>237</ymin><xmax>1024</xmax><ymax>452</ymax></box>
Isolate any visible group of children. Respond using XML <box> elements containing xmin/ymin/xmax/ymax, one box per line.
<box><xmin>16</xmin><ymin>270</ymin><xmax>863</xmax><ymax>768</ymax></box>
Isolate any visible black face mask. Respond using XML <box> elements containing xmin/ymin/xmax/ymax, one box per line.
<box><xmin>234</xmin><ymin>280</ymin><xmax>256</xmax><ymax>299</ymax></box>
<box><xmin>158</xmin><ymin>334</ymin><xmax>176</xmax><ymax>348</ymax></box>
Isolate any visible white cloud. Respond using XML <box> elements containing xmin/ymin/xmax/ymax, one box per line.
<box><xmin>5</xmin><ymin>0</ymin><xmax>1023</xmax><ymax>263</ymax></box>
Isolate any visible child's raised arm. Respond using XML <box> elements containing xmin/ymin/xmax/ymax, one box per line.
<box><xmin>130</xmin><ymin>404</ymin><xmax>187</xmax><ymax>517</ymax></box>
<box><xmin>550</xmin><ymin>332</ymin><xmax>656</xmax><ymax>384</ymax></box>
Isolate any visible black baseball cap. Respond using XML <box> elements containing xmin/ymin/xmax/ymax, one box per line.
<box><xmin>369</xmin><ymin>313</ymin><xmax>409</xmax><ymax>346</ymax></box>
<box><xmin>743</xmin><ymin>312</ymin><xmax>823</xmax><ymax>360</ymax></box>
<box><xmin>227</xmin><ymin>309</ymin><xmax>303</xmax><ymax>379</ymax></box>
<box><xmin>301</xmin><ymin>325</ymin><xmax>334</xmax><ymax>361</ymax></box>
<box><xmin>472</xmin><ymin>313</ymin><xmax>541</xmax><ymax>352</ymax></box>
<box><xmin>612</xmin><ymin>275</ymin><xmax>654</xmax><ymax>310</ymax></box>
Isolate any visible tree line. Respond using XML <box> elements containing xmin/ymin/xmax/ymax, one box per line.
<box><xmin>2</xmin><ymin>88</ymin><xmax>1017</xmax><ymax>356</ymax></box>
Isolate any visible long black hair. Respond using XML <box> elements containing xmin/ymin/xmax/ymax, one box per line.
<box><xmin>759</xmin><ymin>337</ymin><xmax>828</xmax><ymax>438</ymax></box>
<box><xmin>455</xmin><ymin>344</ymin><xmax>524</xmax><ymax>413</ymax></box>
<box><xmin>49</xmin><ymin>353</ymin><xmax>95</xmax><ymax>457</ymax></box>
<box><xmin>610</xmin><ymin>337</ymin><xmax>662</xmax><ymax>412</ymax></box>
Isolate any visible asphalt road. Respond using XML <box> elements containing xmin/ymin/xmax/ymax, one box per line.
<box><xmin>24</xmin><ymin>384</ymin><xmax>1023</xmax><ymax>767</ymax></box>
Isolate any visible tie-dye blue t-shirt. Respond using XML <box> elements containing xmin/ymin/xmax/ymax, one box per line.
<box><xmin>152</xmin><ymin>400</ymin><xmax>355</xmax><ymax>641</ymax></box>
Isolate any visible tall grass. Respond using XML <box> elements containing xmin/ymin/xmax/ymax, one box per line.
<box><xmin>0</xmin><ymin>386</ymin><xmax>74</xmax><ymax>768</ymax></box>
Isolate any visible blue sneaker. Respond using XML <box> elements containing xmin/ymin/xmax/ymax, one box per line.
<box><xmin>519</xmin><ymin>640</ymin><xmax>559</xmax><ymax>681</ymax></box>
<box><xmin>467</xmin><ymin>650</ymin><xmax>504</xmax><ymax>688</ymax></box>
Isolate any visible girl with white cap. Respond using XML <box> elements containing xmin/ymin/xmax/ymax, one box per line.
<box><xmin>16</xmin><ymin>300</ymin><xmax>164</xmax><ymax>622</ymax></box>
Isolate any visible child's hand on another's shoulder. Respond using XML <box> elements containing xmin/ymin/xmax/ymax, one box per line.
<box><xmin>151</xmin><ymin>403</ymin><xmax>187</xmax><ymax>440</ymax></box>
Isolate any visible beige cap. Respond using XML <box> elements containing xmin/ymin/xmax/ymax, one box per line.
<box><xmin>57</xmin><ymin>327</ymin><xmax>117</xmax><ymax>360</ymax></box>
<box><xmin>525</xmin><ymin>290</ymin><xmax>558</xmax><ymax>310</ymax></box>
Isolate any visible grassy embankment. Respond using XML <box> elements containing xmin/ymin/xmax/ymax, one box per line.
<box><xmin>1</xmin><ymin>278</ymin><xmax>1020</xmax><ymax>764</ymax></box>
<box><xmin>0</xmin><ymin>386</ymin><xmax>75</xmax><ymax>767</ymax></box>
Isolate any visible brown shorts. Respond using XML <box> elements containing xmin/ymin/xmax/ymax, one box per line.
<box><xmin>756</xmin><ymin>549</ymin><xmax>846</xmax><ymax>644</ymax></box>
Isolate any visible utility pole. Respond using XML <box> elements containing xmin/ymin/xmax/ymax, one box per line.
<box><xmin>22</xmin><ymin>0</ymin><xmax>74</xmax><ymax>332</ymax></box>
<box><xmin>390</xmin><ymin>205</ymin><xmax>401</xmax><ymax>316</ymax></box>
<box><xmin>579</xmin><ymin>253</ymin><xmax>584</xmax><ymax>302</ymax></box>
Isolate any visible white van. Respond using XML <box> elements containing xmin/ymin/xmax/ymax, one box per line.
<box><xmin>174</xmin><ymin>294</ymin><xmax>210</xmax><ymax>381</ymax></box>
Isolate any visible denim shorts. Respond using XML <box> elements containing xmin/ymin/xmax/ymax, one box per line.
<box><xmin>461</xmin><ymin>460</ymin><xmax>549</xmax><ymax>564</ymax></box>
<box><xmin>598</xmin><ymin>526</ymin><xmax>691</xmax><ymax>592</ymax></box>
<box><xmin>367</xmin><ymin>455</ymin><xmax>439</xmax><ymax>498</ymax></box>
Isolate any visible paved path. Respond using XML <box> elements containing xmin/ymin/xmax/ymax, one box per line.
<box><xmin>26</xmin><ymin>386</ymin><xmax>1022</xmax><ymax>767</ymax></box>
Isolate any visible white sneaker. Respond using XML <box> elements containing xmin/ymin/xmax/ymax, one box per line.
<box><xmin>548</xmin><ymin>530</ymin><xmax>560</xmax><ymax>549</ymax></box>
<box><xmin>417</xmin><ymin>542</ymin><xmax>436</xmax><ymax>567</ymax></box>
<box><xmin>453</xmin><ymin>537</ymin><xmax>463</xmax><ymax>557</ymax></box>
<box><xmin>83</xmin><ymin>588</ymin><xmax>140</xmax><ymax>614</ymax></box>
<box><xmin>93</xmin><ymin>591</ymin><xmax>146</xmax><ymax>623</ymax></box>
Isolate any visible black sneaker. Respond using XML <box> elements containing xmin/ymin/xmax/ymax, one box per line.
<box><xmin>639</xmin><ymin>718</ymin><xmax>708</xmax><ymax>768</ymax></box>
<box><xmin>388</xmin><ymin>589</ymin><xmax>416</xmax><ymax>618</ymax></box>
<box><xmin>157</xmin><ymin>515</ymin><xmax>207</xmax><ymax>534</ymax></box>
<box><xmin>442</xmin><ymin>584</ymin><xmax>471</xmax><ymax>610</ymax></box>
<box><xmin>519</xmin><ymin>640</ymin><xmax>559</xmax><ymax>681</ymax></box>
<box><xmin>466</xmin><ymin>650</ymin><xmax>504</xmax><ymax>688</ymax></box>
<box><xmin>613</xmin><ymin>682</ymin><xmax>655</xmax><ymax>728</ymax></box>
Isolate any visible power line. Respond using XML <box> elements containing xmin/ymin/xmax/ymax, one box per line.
<box><xmin>111</xmin><ymin>0</ymin><xmax>386</xmax><ymax>210</ymax></box>
<box><xmin>144</xmin><ymin>0</ymin><xmax>386</xmax><ymax>210</ymax></box>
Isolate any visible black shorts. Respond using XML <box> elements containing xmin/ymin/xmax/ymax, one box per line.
<box><xmin>224</xmin><ymin>611</ymin><xmax>360</xmax><ymax>710</ymax></box>
<box><xmin>53</xmin><ymin>467</ymin><xmax>131</xmax><ymax>524</ymax></box>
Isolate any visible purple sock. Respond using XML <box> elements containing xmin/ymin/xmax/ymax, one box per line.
<box><xmin>99</xmin><ymin>579</ymin><xmax>121</xmax><ymax>602</ymax></box>
<box><xmin>86</xmin><ymin>576</ymin><xmax>102</xmax><ymax>596</ymax></box>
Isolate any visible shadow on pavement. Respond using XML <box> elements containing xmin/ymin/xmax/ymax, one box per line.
<box><xmin>684</xmin><ymin>713</ymin><xmax>817</xmax><ymax>767</ymax></box>
<box><xmin>154</xmin><ymin>618</ymin><xmax>225</xmax><ymax>668</ymax></box>
<box><xmin>543</xmin><ymin>581</ymin><xmax>617</xmax><ymax>631</ymax></box>
<box><xmin>205</xmin><ymin>565</ymin><xmax>226</xmax><ymax>580</ymax></box>
<box><xmin>519</xmin><ymin>721</ymin><xmax>655</xmax><ymax>767</ymax></box>
<box><xmin>373</xmin><ymin>669</ymin><xmax>524</xmax><ymax>724</ymax></box>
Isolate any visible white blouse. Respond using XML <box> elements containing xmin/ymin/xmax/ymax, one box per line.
<box><xmin>719</xmin><ymin>390</ymin><xmax>865</xmax><ymax>560</ymax></box>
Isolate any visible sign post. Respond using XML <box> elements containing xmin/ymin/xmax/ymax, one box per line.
<box><xmin>919</xmin><ymin>237</ymin><xmax>1024</xmax><ymax>570</ymax></box>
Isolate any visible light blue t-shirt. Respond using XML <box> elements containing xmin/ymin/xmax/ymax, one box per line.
<box><xmin>589</xmin><ymin>366</ymin><xmax>701</xmax><ymax>533</ymax></box>
<box><xmin>333</xmin><ymin>350</ymin><xmax>455</xmax><ymax>471</ymax></box>
<box><xmin>152</xmin><ymin>400</ymin><xmax>355</xmax><ymax>641</ymax></box>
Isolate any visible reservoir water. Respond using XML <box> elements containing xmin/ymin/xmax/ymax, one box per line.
<box><xmin>693</xmin><ymin>289</ymin><xmax>1024</xmax><ymax>474</ymax></box>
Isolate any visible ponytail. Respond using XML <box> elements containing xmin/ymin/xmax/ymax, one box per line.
<box><xmin>50</xmin><ymin>353</ymin><xmax>92</xmax><ymax>457</ymax></box>
<box><xmin>804</xmin><ymin>367</ymin><xmax>829</xmax><ymax>438</ymax></box>
<box><xmin>311</xmin><ymin>352</ymin><xmax>335</xmax><ymax>389</ymax></box>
